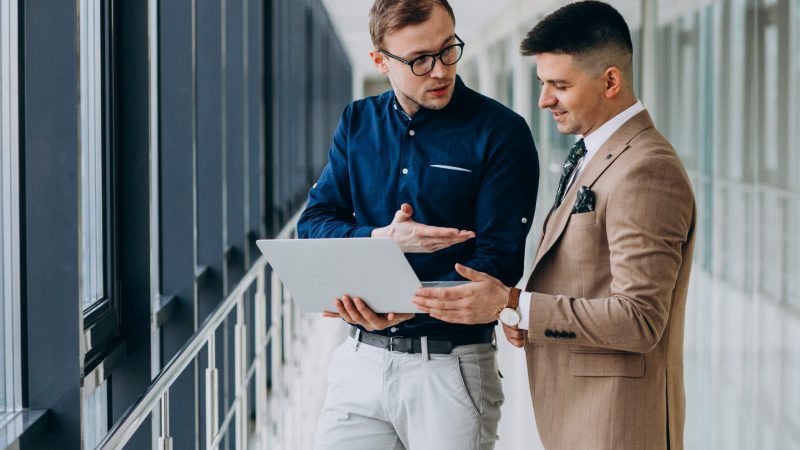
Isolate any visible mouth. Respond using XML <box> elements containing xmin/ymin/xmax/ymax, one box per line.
<box><xmin>428</xmin><ymin>84</ymin><xmax>451</xmax><ymax>97</ymax></box>
<box><xmin>551</xmin><ymin>110</ymin><xmax>568</xmax><ymax>121</ymax></box>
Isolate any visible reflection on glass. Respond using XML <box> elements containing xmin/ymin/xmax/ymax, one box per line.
<box><xmin>659</xmin><ymin>0</ymin><xmax>800</xmax><ymax>447</ymax></box>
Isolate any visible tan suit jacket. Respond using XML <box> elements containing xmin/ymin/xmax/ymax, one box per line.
<box><xmin>524</xmin><ymin>110</ymin><xmax>696</xmax><ymax>450</ymax></box>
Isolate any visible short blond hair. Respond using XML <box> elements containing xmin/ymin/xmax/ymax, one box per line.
<box><xmin>369</xmin><ymin>0</ymin><xmax>455</xmax><ymax>49</ymax></box>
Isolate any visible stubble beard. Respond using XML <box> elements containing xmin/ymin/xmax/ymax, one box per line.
<box><xmin>400</xmin><ymin>85</ymin><xmax>452</xmax><ymax>112</ymax></box>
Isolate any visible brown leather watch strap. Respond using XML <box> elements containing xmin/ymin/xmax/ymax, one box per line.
<box><xmin>507</xmin><ymin>287</ymin><xmax>521</xmax><ymax>310</ymax></box>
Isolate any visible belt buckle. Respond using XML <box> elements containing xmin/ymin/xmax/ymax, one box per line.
<box><xmin>388</xmin><ymin>336</ymin><xmax>407</xmax><ymax>352</ymax></box>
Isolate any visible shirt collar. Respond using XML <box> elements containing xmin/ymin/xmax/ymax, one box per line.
<box><xmin>580</xmin><ymin>100</ymin><xmax>644</xmax><ymax>164</ymax></box>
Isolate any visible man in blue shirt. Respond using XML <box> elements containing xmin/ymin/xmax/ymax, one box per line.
<box><xmin>299</xmin><ymin>1</ymin><xmax>538</xmax><ymax>449</ymax></box>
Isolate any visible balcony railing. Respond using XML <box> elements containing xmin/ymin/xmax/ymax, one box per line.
<box><xmin>97</xmin><ymin>209</ymin><xmax>304</xmax><ymax>450</ymax></box>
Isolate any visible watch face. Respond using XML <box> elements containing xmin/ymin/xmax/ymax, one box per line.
<box><xmin>499</xmin><ymin>308</ymin><xmax>521</xmax><ymax>327</ymax></box>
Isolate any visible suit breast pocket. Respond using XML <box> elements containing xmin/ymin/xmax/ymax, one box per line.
<box><xmin>561</xmin><ymin>211</ymin><xmax>601</xmax><ymax>264</ymax></box>
<box><xmin>567</xmin><ymin>210</ymin><xmax>596</xmax><ymax>226</ymax></box>
<box><xmin>569</xmin><ymin>351</ymin><xmax>645</xmax><ymax>378</ymax></box>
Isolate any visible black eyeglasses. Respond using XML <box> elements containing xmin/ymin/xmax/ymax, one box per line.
<box><xmin>378</xmin><ymin>35</ymin><xmax>465</xmax><ymax>76</ymax></box>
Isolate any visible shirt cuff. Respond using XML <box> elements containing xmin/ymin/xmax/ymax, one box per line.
<box><xmin>518</xmin><ymin>291</ymin><xmax>531</xmax><ymax>330</ymax></box>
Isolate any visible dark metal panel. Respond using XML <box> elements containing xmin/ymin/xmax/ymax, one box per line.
<box><xmin>247</xmin><ymin>0</ymin><xmax>263</xmax><ymax>256</ymax></box>
<box><xmin>224</xmin><ymin>0</ymin><xmax>245</xmax><ymax>291</ymax></box>
<box><xmin>19</xmin><ymin>0</ymin><xmax>82</xmax><ymax>448</ymax></box>
<box><xmin>158</xmin><ymin>0</ymin><xmax>198</xmax><ymax>448</ymax></box>
<box><xmin>158</xmin><ymin>0</ymin><xmax>195</xmax><ymax>311</ymax></box>
<box><xmin>196</xmin><ymin>0</ymin><xmax>225</xmax><ymax>322</ymax></box>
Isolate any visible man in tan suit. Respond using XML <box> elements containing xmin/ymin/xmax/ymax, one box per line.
<box><xmin>413</xmin><ymin>1</ymin><xmax>696</xmax><ymax>449</ymax></box>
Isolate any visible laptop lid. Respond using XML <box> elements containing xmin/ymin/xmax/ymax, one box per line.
<box><xmin>256</xmin><ymin>238</ymin><xmax>424</xmax><ymax>313</ymax></box>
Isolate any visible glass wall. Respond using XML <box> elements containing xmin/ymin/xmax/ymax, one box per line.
<box><xmin>79</xmin><ymin>0</ymin><xmax>110</xmax><ymax>310</ymax></box>
<box><xmin>460</xmin><ymin>0</ymin><xmax>800</xmax><ymax>448</ymax></box>
<box><xmin>654</xmin><ymin>0</ymin><xmax>800</xmax><ymax>448</ymax></box>
<box><xmin>0</xmin><ymin>0</ymin><xmax>19</xmax><ymax>414</ymax></box>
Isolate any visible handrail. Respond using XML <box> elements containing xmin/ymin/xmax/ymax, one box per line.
<box><xmin>97</xmin><ymin>207</ymin><xmax>304</xmax><ymax>450</ymax></box>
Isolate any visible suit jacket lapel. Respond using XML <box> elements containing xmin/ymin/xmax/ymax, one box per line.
<box><xmin>532</xmin><ymin>111</ymin><xmax>655</xmax><ymax>269</ymax></box>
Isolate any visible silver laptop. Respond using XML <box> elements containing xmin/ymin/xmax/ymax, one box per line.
<box><xmin>256</xmin><ymin>238</ymin><xmax>466</xmax><ymax>313</ymax></box>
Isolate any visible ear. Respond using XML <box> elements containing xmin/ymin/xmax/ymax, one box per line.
<box><xmin>603</xmin><ymin>66</ymin><xmax>623</xmax><ymax>99</ymax></box>
<box><xmin>370</xmin><ymin>50</ymin><xmax>389</xmax><ymax>75</ymax></box>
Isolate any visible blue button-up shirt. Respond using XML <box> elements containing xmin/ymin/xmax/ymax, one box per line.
<box><xmin>297</xmin><ymin>76</ymin><xmax>539</xmax><ymax>340</ymax></box>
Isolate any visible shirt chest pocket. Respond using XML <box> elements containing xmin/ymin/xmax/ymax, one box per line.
<box><xmin>424</xmin><ymin>164</ymin><xmax>478</xmax><ymax>199</ymax></box>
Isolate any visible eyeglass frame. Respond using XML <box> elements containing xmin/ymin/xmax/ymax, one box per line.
<box><xmin>377</xmin><ymin>34</ymin><xmax>465</xmax><ymax>76</ymax></box>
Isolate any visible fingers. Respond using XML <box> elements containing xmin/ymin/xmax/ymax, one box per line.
<box><xmin>394</xmin><ymin>209</ymin><xmax>411</xmax><ymax>223</ymax></box>
<box><xmin>332</xmin><ymin>297</ymin><xmax>413</xmax><ymax>331</ymax></box>
<box><xmin>415</xmin><ymin>224</ymin><xmax>471</xmax><ymax>238</ymax></box>
<box><xmin>454</xmin><ymin>263</ymin><xmax>491</xmax><ymax>282</ymax></box>
<box><xmin>335</xmin><ymin>298</ymin><xmax>357</xmax><ymax>324</ymax></box>
<box><xmin>428</xmin><ymin>311</ymin><xmax>472</xmax><ymax>324</ymax></box>
<box><xmin>414</xmin><ymin>284</ymin><xmax>469</xmax><ymax>301</ymax></box>
<box><xmin>413</xmin><ymin>296</ymin><xmax>465</xmax><ymax>312</ymax></box>
<box><xmin>393</xmin><ymin>203</ymin><xmax>414</xmax><ymax>223</ymax></box>
<box><xmin>502</xmin><ymin>324</ymin><xmax>524</xmax><ymax>348</ymax></box>
<box><xmin>386</xmin><ymin>312</ymin><xmax>413</xmax><ymax>320</ymax></box>
<box><xmin>352</xmin><ymin>297</ymin><xmax>387</xmax><ymax>329</ymax></box>
<box><xmin>386</xmin><ymin>312</ymin><xmax>415</xmax><ymax>323</ymax></box>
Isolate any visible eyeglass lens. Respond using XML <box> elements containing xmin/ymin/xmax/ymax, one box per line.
<box><xmin>411</xmin><ymin>44</ymin><xmax>463</xmax><ymax>75</ymax></box>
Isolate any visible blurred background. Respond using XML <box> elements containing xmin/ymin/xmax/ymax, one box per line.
<box><xmin>0</xmin><ymin>0</ymin><xmax>798</xmax><ymax>449</ymax></box>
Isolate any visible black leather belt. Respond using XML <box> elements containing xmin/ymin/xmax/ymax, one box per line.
<box><xmin>349</xmin><ymin>327</ymin><xmax>493</xmax><ymax>355</ymax></box>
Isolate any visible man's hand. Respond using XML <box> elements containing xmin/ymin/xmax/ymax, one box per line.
<box><xmin>322</xmin><ymin>295</ymin><xmax>414</xmax><ymax>331</ymax></box>
<box><xmin>371</xmin><ymin>203</ymin><xmax>475</xmax><ymax>253</ymax></box>
<box><xmin>412</xmin><ymin>263</ymin><xmax>509</xmax><ymax>324</ymax></box>
<box><xmin>502</xmin><ymin>324</ymin><xmax>524</xmax><ymax>348</ymax></box>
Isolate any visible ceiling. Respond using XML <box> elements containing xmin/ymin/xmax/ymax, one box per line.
<box><xmin>321</xmin><ymin>0</ymin><xmax>515</xmax><ymax>76</ymax></box>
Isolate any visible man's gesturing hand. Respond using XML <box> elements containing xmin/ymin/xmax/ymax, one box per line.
<box><xmin>412</xmin><ymin>263</ymin><xmax>510</xmax><ymax>324</ymax></box>
<box><xmin>371</xmin><ymin>203</ymin><xmax>475</xmax><ymax>253</ymax></box>
<box><xmin>322</xmin><ymin>295</ymin><xmax>414</xmax><ymax>331</ymax></box>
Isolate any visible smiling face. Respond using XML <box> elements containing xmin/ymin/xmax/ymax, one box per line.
<box><xmin>369</xmin><ymin>4</ymin><xmax>457</xmax><ymax>117</ymax></box>
<box><xmin>536</xmin><ymin>52</ymin><xmax>611</xmax><ymax>137</ymax></box>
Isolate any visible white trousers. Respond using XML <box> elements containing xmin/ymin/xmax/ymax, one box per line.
<box><xmin>313</xmin><ymin>335</ymin><xmax>504</xmax><ymax>450</ymax></box>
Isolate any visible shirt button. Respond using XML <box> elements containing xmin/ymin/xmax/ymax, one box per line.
<box><xmin>402</xmin><ymin>168</ymin><xmax>409</xmax><ymax>175</ymax></box>
<box><xmin>409</xmin><ymin>130</ymin><xmax>415</xmax><ymax>136</ymax></box>
<box><xmin>521</xmin><ymin>217</ymin><xmax>528</xmax><ymax>224</ymax></box>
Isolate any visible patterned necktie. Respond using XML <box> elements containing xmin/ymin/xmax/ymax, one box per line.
<box><xmin>552</xmin><ymin>139</ymin><xmax>587</xmax><ymax>210</ymax></box>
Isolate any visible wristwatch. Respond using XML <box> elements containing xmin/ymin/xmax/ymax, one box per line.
<box><xmin>498</xmin><ymin>287</ymin><xmax>522</xmax><ymax>327</ymax></box>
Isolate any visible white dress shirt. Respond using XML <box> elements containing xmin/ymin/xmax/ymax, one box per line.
<box><xmin>517</xmin><ymin>100</ymin><xmax>644</xmax><ymax>330</ymax></box>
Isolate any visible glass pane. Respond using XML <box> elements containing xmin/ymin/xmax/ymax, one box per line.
<box><xmin>83</xmin><ymin>380</ymin><xmax>109</xmax><ymax>449</ymax></box>
<box><xmin>0</xmin><ymin>0</ymin><xmax>19</xmax><ymax>412</ymax></box>
<box><xmin>80</xmin><ymin>0</ymin><xmax>105</xmax><ymax>308</ymax></box>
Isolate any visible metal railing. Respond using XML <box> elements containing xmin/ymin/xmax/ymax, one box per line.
<box><xmin>97</xmin><ymin>210</ymin><xmax>303</xmax><ymax>450</ymax></box>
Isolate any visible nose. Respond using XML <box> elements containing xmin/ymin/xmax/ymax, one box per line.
<box><xmin>429</xmin><ymin>58</ymin><xmax>448</xmax><ymax>78</ymax></box>
<box><xmin>538</xmin><ymin>84</ymin><xmax>556</xmax><ymax>109</ymax></box>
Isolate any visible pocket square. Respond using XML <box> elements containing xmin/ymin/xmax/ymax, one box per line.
<box><xmin>572</xmin><ymin>186</ymin><xmax>595</xmax><ymax>213</ymax></box>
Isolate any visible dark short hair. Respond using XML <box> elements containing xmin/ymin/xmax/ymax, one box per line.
<box><xmin>520</xmin><ymin>1</ymin><xmax>632</xmax><ymax>58</ymax></box>
<box><xmin>369</xmin><ymin>0</ymin><xmax>455</xmax><ymax>49</ymax></box>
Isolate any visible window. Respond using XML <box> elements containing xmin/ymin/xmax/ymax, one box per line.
<box><xmin>79</xmin><ymin>0</ymin><xmax>114</xmax><ymax>312</ymax></box>
<box><xmin>79</xmin><ymin>0</ymin><xmax>117</xmax><ymax>444</ymax></box>
<box><xmin>0</xmin><ymin>0</ymin><xmax>20</xmax><ymax>413</ymax></box>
